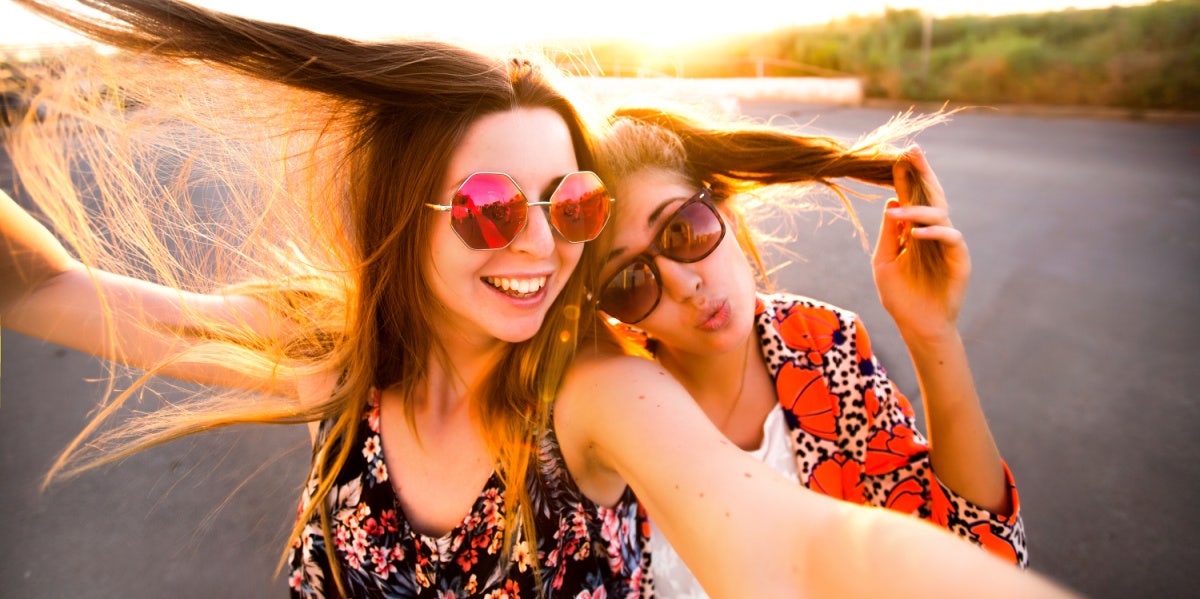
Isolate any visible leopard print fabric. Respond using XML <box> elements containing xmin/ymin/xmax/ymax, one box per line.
<box><xmin>755</xmin><ymin>292</ymin><xmax>1027</xmax><ymax>566</ymax></box>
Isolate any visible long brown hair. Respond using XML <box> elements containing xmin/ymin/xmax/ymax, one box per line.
<box><xmin>594</xmin><ymin>104</ymin><xmax>950</xmax><ymax>287</ymax></box>
<box><xmin>8</xmin><ymin>0</ymin><xmax>600</xmax><ymax>591</ymax></box>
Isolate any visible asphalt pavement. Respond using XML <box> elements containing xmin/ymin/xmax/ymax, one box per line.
<box><xmin>2</xmin><ymin>103</ymin><xmax>1198</xmax><ymax>598</ymax></box>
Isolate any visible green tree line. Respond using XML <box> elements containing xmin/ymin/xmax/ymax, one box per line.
<box><xmin>570</xmin><ymin>0</ymin><xmax>1200</xmax><ymax>110</ymax></box>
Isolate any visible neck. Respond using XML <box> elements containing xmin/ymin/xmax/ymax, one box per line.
<box><xmin>421</xmin><ymin>325</ymin><xmax>508</xmax><ymax>417</ymax></box>
<box><xmin>657</xmin><ymin>333</ymin><xmax>774</xmax><ymax>449</ymax></box>
<box><xmin>658</xmin><ymin>341</ymin><xmax>744</xmax><ymax>406</ymax></box>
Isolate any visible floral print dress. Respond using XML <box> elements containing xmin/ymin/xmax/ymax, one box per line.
<box><xmin>288</xmin><ymin>390</ymin><xmax>647</xmax><ymax>598</ymax></box>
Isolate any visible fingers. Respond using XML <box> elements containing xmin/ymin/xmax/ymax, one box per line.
<box><xmin>894</xmin><ymin>158</ymin><xmax>913</xmax><ymax>206</ymax></box>
<box><xmin>887</xmin><ymin>204</ymin><xmax>951</xmax><ymax>228</ymax></box>
<box><xmin>888</xmin><ymin>204</ymin><xmax>961</xmax><ymax>243</ymax></box>
<box><xmin>877</xmin><ymin>201</ymin><xmax>966</xmax><ymax>266</ymax></box>
<box><xmin>895</xmin><ymin>145</ymin><xmax>948</xmax><ymax>210</ymax></box>
<box><xmin>873</xmin><ymin>198</ymin><xmax>904</xmax><ymax>265</ymax></box>
<box><xmin>909</xmin><ymin>224</ymin><xmax>964</xmax><ymax>246</ymax></box>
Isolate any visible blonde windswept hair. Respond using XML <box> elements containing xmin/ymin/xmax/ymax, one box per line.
<box><xmin>6</xmin><ymin>0</ymin><xmax>603</xmax><ymax>593</ymax></box>
<box><xmin>592</xmin><ymin>103</ymin><xmax>952</xmax><ymax>290</ymax></box>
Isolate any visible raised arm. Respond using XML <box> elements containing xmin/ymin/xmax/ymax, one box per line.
<box><xmin>1</xmin><ymin>188</ymin><xmax>295</xmax><ymax>396</ymax></box>
<box><xmin>555</xmin><ymin>351</ymin><xmax>1075</xmax><ymax>599</ymax></box>
<box><xmin>872</xmin><ymin>146</ymin><xmax>1010</xmax><ymax>513</ymax></box>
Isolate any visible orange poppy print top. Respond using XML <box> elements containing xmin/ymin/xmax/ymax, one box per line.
<box><xmin>759</xmin><ymin>292</ymin><xmax>1026</xmax><ymax>566</ymax></box>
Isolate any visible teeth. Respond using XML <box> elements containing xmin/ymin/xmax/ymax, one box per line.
<box><xmin>484</xmin><ymin>276</ymin><xmax>548</xmax><ymax>297</ymax></box>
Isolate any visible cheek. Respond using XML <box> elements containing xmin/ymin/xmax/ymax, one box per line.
<box><xmin>719</xmin><ymin>234</ymin><xmax>756</xmax><ymax>280</ymax></box>
<box><xmin>425</xmin><ymin>223</ymin><xmax>485</xmax><ymax>291</ymax></box>
<box><xmin>557</xmin><ymin>240</ymin><xmax>585</xmax><ymax>275</ymax></box>
<box><xmin>429</xmin><ymin>215</ymin><xmax>459</xmax><ymax>254</ymax></box>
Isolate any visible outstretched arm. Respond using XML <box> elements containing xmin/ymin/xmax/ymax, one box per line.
<box><xmin>556</xmin><ymin>351</ymin><xmax>1074</xmax><ymax>599</ymax></box>
<box><xmin>1</xmin><ymin>188</ymin><xmax>294</xmax><ymax>396</ymax></box>
<box><xmin>0</xmin><ymin>187</ymin><xmax>73</xmax><ymax>309</ymax></box>
<box><xmin>872</xmin><ymin>146</ymin><xmax>1010</xmax><ymax>514</ymax></box>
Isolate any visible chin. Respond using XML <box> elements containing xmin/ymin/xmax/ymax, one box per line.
<box><xmin>490</xmin><ymin>318</ymin><xmax>547</xmax><ymax>344</ymax></box>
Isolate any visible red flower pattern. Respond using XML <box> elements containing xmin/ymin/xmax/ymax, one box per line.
<box><xmin>865</xmin><ymin>423</ymin><xmax>925</xmax><ymax>476</ymax></box>
<box><xmin>775</xmin><ymin>361</ymin><xmax>839</xmax><ymax>440</ymax></box>
<box><xmin>808</xmin><ymin>454</ymin><xmax>866</xmax><ymax>503</ymax></box>
<box><xmin>763</xmin><ymin>293</ymin><xmax>1026</xmax><ymax>568</ymax></box>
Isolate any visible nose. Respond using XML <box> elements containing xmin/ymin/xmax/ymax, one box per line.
<box><xmin>508</xmin><ymin>204</ymin><xmax>556</xmax><ymax>257</ymax></box>
<box><xmin>654</xmin><ymin>255</ymin><xmax>703</xmax><ymax>305</ymax></box>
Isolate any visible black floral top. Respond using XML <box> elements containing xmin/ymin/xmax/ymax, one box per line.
<box><xmin>288</xmin><ymin>389</ymin><xmax>648</xmax><ymax>598</ymax></box>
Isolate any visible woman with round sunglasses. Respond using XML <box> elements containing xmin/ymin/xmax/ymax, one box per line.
<box><xmin>1</xmin><ymin>1</ymin><xmax>633</xmax><ymax>596</ymax></box>
<box><xmin>1</xmin><ymin>3</ymin><xmax>1077</xmax><ymax>598</ymax></box>
<box><xmin>586</xmin><ymin>110</ymin><xmax>1028</xmax><ymax>597</ymax></box>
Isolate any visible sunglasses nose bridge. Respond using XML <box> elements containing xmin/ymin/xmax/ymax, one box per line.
<box><xmin>642</xmin><ymin>242</ymin><xmax>666</xmax><ymax>261</ymax></box>
<box><xmin>506</xmin><ymin>200</ymin><xmax>556</xmax><ymax>254</ymax></box>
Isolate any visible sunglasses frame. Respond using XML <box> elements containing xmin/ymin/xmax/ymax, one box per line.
<box><xmin>425</xmin><ymin>170</ymin><xmax>614</xmax><ymax>251</ymax></box>
<box><xmin>598</xmin><ymin>187</ymin><xmax>726</xmax><ymax>324</ymax></box>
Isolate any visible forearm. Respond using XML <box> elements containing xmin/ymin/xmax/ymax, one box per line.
<box><xmin>905</xmin><ymin>328</ymin><xmax>1012</xmax><ymax>514</ymax></box>
<box><xmin>0</xmin><ymin>188</ymin><xmax>75</xmax><ymax>316</ymax></box>
<box><xmin>806</xmin><ymin>502</ymin><xmax>1073</xmax><ymax>599</ymax></box>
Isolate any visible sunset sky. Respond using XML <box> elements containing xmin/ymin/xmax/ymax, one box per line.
<box><xmin>1</xmin><ymin>0</ymin><xmax>1155</xmax><ymax>50</ymax></box>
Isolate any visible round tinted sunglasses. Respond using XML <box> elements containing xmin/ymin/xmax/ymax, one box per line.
<box><xmin>597</xmin><ymin>188</ymin><xmax>726</xmax><ymax>324</ymax></box>
<box><xmin>425</xmin><ymin>171</ymin><xmax>613</xmax><ymax>250</ymax></box>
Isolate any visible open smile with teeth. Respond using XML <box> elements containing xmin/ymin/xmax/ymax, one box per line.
<box><xmin>483</xmin><ymin>275</ymin><xmax>548</xmax><ymax>298</ymax></box>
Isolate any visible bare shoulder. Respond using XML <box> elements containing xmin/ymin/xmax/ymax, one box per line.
<box><xmin>556</xmin><ymin>344</ymin><xmax>718</xmax><ymax>457</ymax></box>
<box><xmin>555</xmin><ymin>347</ymin><xmax>700</xmax><ymax>505</ymax></box>
<box><xmin>558</xmin><ymin>348</ymin><xmax>680</xmax><ymax>421</ymax></box>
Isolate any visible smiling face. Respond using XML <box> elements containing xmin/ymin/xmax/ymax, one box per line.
<box><xmin>424</xmin><ymin>107</ymin><xmax>585</xmax><ymax>349</ymax></box>
<box><xmin>602</xmin><ymin>168</ymin><xmax>760</xmax><ymax>358</ymax></box>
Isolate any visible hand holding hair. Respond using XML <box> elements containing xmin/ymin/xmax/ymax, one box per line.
<box><xmin>871</xmin><ymin>146</ymin><xmax>1012</xmax><ymax>515</ymax></box>
<box><xmin>873</xmin><ymin>145</ymin><xmax>970</xmax><ymax>343</ymax></box>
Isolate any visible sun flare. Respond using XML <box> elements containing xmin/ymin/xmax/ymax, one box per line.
<box><xmin>1</xmin><ymin>0</ymin><xmax>1154</xmax><ymax>53</ymax></box>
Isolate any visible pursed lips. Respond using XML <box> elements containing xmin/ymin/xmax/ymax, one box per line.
<box><xmin>696</xmin><ymin>298</ymin><xmax>730</xmax><ymax>330</ymax></box>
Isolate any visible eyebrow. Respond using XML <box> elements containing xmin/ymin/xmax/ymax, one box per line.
<box><xmin>604</xmin><ymin>195</ymin><xmax>688</xmax><ymax>264</ymax></box>
<box><xmin>539</xmin><ymin>174</ymin><xmax>568</xmax><ymax>202</ymax></box>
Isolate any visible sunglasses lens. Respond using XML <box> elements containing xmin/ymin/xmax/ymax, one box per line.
<box><xmin>549</xmin><ymin>171</ymin><xmax>611</xmax><ymax>243</ymax></box>
<box><xmin>598</xmin><ymin>261</ymin><xmax>659</xmax><ymax>324</ymax></box>
<box><xmin>659</xmin><ymin>198</ymin><xmax>724</xmax><ymax>262</ymax></box>
<box><xmin>450</xmin><ymin>173</ymin><xmax>528</xmax><ymax>249</ymax></box>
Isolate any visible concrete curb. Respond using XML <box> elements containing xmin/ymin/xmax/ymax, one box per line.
<box><xmin>571</xmin><ymin>77</ymin><xmax>1200</xmax><ymax>124</ymax></box>
<box><xmin>857</xmin><ymin>98</ymin><xmax>1200</xmax><ymax>124</ymax></box>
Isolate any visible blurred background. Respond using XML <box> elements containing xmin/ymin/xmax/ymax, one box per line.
<box><xmin>2</xmin><ymin>0</ymin><xmax>1198</xmax><ymax>597</ymax></box>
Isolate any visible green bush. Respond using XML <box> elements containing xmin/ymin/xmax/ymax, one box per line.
<box><xmin>573</xmin><ymin>0</ymin><xmax>1200</xmax><ymax>110</ymax></box>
